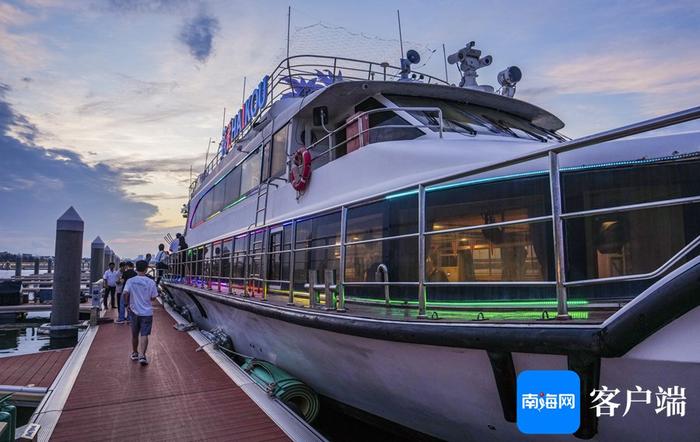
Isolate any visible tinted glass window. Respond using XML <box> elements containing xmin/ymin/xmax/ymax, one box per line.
<box><xmin>426</xmin><ymin>175</ymin><xmax>551</xmax><ymax>231</ymax></box>
<box><xmin>224</xmin><ymin>166</ymin><xmax>242</xmax><ymax>206</ymax></box>
<box><xmin>212</xmin><ymin>181</ymin><xmax>225</xmax><ymax>214</ymax></box>
<box><xmin>346</xmin><ymin>196</ymin><xmax>418</xmax><ymax>241</ymax></box>
<box><xmin>345</xmin><ymin>237</ymin><xmax>418</xmax><ymax>282</ymax></box>
<box><xmin>562</xmin><ymin>158</ymin><xmax>700</xmax><ymax>212</ymax></box>
<box><xmin>295</xmin><ymin>212</ymin><xmax>341</xmax><ymax>248</ymax></box>
<box><xmin>565</xmin><ymin>204</ymin><xmax>700</xmax><ymax>281</ymax></box>
<box><xmin>294</xmin><ymin>246</ymin><xmax>340</xmax><ymax>287</ymax></box>
<box><xmin>425</xmin><ymin>222</ymin><xmax>554</xmax><ymax>282</ymax></box>
<box><xmin>271</xmin><ymin>125</ymin><xmax>289</xmax><ymax>178</ymax></box>
<box><xmin>241</xmin><ymin>148</ymin><xmax>262</xmax><ymax>194</ymax></box>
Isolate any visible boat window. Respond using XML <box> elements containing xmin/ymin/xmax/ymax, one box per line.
<box><xmin>211</xmin><ymin>181</ymin><xmax>225</xmax><ymax>215</ymax></box>
<box><xmin>271</xmin><ymin>125</ymin><xmax>289</xmax><ymax>178</ymax></box>
<box><xmin>346</xmin><ymin>196</ymin><xmax>418</xmax><ymax>242</ymax></box>
<box><xmin>426</xmin><ymin>175</ymin><xmax>551</xmax><ymax>231</ymax></box>
<box><xmin>224</xmin><ymin>166</ymin><xmax>242</xmax><ymax>206</ymax></box>
<box><xmin>293</xmin><ymin>246</ymin><xmax>340</xmax><ymax>289</ymax></box>
<box><xmin>240</xmin><ymin>147</ymin><xmax>262</xmax><ymax>194</ymax></box>
<box><xmin>345</xmin><ymin>237</ymin><xmax>418</xmax><ymax>283</ymax></box>
<box><xmin>221</xmin><ymin>239</ymin><xmax>232</xmax><ymax>282</ymax></box>
<box><xmin>426</xmin><ymin>222</ymin><xmax>554</xmax><ymax>282</ymax></box>
<box><xmin>565</xmin><ymin>203</ymin><xmax>700</xmax><ymax>282</ymax></box>
<box><xmin>268</xmin><ymin>227</ymin><xmax>290</xmax><ymax>283</ymax></box>
<box><xmin>232</xmin><ymin>234</ymin><xmax>247</xmax><ymax>280</ymax></box>
<box><xmin>384</xmin><ymin>94</ymin><xmax>564</xmax><ymax>141</ymax></box>
<box><xmin>295</xmin><ymin>211</ymin><xmax>341</xmax><ymax>249</ymax></box>
<box><xmin>353</xmin><ymin>97</ymin><xmax>423</xmax><ymax>145</ymax></box>
<box><xmin>562</xmin><ymin>157</ymin><xmax>700</xmax><ymax>212</ymax></box>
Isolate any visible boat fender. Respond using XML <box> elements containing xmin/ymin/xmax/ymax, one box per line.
<box><xmin>289</xmin><ymin>147</ymin><xmax>312</xmax><ymax>192</ymax></box>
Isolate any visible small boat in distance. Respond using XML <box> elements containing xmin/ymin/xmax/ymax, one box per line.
<box><xmin>162</xmin><ymin>40</ymin><xmax>700</xmax><ymax>441</ymax></box>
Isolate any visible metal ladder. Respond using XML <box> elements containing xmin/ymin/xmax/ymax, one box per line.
<box><xmin>252</xmin><ymin>181</ymin><xmax>270</xmax><ymax>228</ymax></box>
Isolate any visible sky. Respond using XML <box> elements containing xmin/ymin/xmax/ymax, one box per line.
<box><xmin>0</xmin><ymin>0</ymin><xmax>699</xmax><ymax>258</ymax></box>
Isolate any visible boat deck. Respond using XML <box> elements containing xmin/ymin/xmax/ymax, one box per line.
<box><xmin>176</xmin><ymin>284</ymin><xmax>618</xmax><ymax>324</ymax></box>
<box><xmin>48</xmin><ymin>307</ymin><xmax>290</xmax><ymax>442</ymax></box>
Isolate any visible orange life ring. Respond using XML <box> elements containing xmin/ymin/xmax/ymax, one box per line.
<box><xmin>289</xmin><ymin>147</ymin><xmax>312</xmax><ymax>191</ymax></box>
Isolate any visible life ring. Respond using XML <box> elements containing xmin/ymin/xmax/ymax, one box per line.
<box><xmin>289</xmin><ymin>147</ymin><xmax>312</xmax><ymax>192</ymax></box>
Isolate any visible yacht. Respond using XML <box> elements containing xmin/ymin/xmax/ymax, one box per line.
<box><xmin>162</xmin><ymin>42</ymin><xmax>700</xmax><ymax>441</ymax></box>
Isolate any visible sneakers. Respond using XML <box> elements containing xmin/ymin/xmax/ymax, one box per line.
<box><xmin>115</xmin><ymin>320</ymin><xmax>125</xmax><ymax>324</ymax></box>
<box><xmin>130</xmin><ymin>352</ymin><xmax>139</xmax><ymax>361</ymax></box>
<box><xmin>139</xmin><ymin>355</ymin><xmax>149</xmax><ymax>366</ymax></box>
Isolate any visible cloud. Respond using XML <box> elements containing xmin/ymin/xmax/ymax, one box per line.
<box><xmin>535</xmin><ymin>44</ymin><xmax>700</xmax><ymax>116</ymax></box>
<box><xmin>177</xmin><ymin>10</ymin><xmax>219</xmax><ymax>62</ymax></box>
<box><xmin>0</xmin><ymin>84</ymin><xmax>159</xmax><ymax>257</ymax></box>
<box><xmin>104</xmin><ymin>0</ymin><xmax>192</xmax><ymax>14</ymax></box>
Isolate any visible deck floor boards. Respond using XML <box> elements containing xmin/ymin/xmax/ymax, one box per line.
<box><xmin>0</xmin><ymin>348</ymin><xmax>71</xmax><ymax>387</ymax></box>
<box><xmin>50</xmin><ymin>306</ymin><xmax>289</xmax><ymax>442</ymax></box>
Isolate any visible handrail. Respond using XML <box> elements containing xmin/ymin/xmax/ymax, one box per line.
<box><xmin>305</xmin><ymin>106</ymin><xmax>444</xmax><ymax>163</ymax></box>
<box><xmin>169</xmin><ymin>105</ymin><xmax>700</xmax><ymax>320</ymax></box>
<box><xmin>191</xmin><ymin>55</ymin><xmax>449</xmax><ymax>196</ymax></box>
<box><xmin>375</xmin><ymin>264</ymin><xmax>390</xmax><ymax>305</ymax></box>
<box><xmin>564</xmin><ymin>234</ymin><xmax>700</xmax><ymax>287</ymax></box>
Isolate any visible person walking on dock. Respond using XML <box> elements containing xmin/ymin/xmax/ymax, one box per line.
<box><xmin>123</xmin><ymin>260</ymin><xmax>158</xmax><ymax>365</ymax></box>
<box><xmin>103</xmin><ymin>262</ymin><xmax>119</xmax><ymax>309</ymax></box>
<box><xmin>115</xmin><ymin>262</ymin><xmax>126</xmax><ymax>323</ymax></box>
<box><xmin>119</xmin><ymin>262</ymin><xmax>137</xmax><ymax>323</ymax></box>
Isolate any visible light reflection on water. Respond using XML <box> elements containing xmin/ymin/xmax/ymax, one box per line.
<box><xmin>0</xmin><ymin>312</ymin><xmax>84</xmax><ymax>357</ymax></box>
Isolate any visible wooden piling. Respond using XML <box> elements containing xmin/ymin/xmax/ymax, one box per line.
<box><xmin>50</xmin><ymin>207</ymin><xmax>84</xmax><ymax>341</ymax></box>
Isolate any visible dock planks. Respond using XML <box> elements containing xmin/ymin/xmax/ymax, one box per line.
<box><xmin>50</xmin><ymin>306</ymin><xmax>289</xmax><ymax>442</ymax></box>
<box><xmin>0</xmin><ymin>348</ymin><xmax>72</xmax><ymax>388</ymax></box>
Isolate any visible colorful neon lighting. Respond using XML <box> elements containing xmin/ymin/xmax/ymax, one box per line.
<box><xmin>384</xmin><ymin>151</ymin><xmax>700</xmax><ymax>200</ymax></box>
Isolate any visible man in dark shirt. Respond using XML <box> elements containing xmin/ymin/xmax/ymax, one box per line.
<box><xmin>118</xmin><ymin>262</ymin><xmax>137</xmax><ymax>324</ymax></box>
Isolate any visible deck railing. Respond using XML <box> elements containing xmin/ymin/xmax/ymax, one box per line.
<box><xmin>169</xmin><ymin>105</ymin><xmax>700</xmax><ymax>320</ymax></box>
<box><xmin>190</xmin><ymin>55</ymin><xmax>449</xmax><ymax>197</ymax></box>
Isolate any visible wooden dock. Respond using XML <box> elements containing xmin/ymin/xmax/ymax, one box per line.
<box><xmin>19</xmin><ymin>305</ymin><xmax>323</xmax><ymax>441</ymax></box>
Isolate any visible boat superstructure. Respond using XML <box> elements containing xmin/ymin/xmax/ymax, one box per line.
<box><xmin>163</xmin><ymin>43</ymin><xmax>700</xmax><ymax>441</ymax></box>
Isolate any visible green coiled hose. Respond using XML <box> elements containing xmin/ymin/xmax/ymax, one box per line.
<box><xmin>241</xmin><ymin>358</ymin><xmax>320</xmax><ymax>423</ymax></box>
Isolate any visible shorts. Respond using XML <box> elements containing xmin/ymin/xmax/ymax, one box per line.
<box><xmin>130</xmin><ymin>315</ymin><xmax>153</xmax><ymax>337</ymax></box>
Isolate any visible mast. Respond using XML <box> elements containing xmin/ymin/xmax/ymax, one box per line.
<box><xmin>397</xmin><ymin>10</ymin><xmax>404</xmax><ymax>57</ymax></box>
<box><xmin>442</xmin><ymin>43</ymin><xmax>449</xmax><ymax>83</ymax></box>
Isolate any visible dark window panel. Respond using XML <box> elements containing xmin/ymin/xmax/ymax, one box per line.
<box><xmin>426</xmin><ymin>176</ymin><xmax>551</xmax><ymax>231</ymax></box>
<box><xmin>425</xmin><ymin>222</ymin><xmax>554</xmax><ymax>282</ymax></box>
<box><xmin>346</xmin><ymin>196</ymin><xmax>418</xmax><ymax>242</ymax></box>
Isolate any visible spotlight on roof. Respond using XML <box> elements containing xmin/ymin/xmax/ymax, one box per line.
<box><xmin>497</xmin><ymin>66</ymin><xmax>522</xmax><ymax>97</ymax></box>
<box><xmin>399</xmin><ymin>49</ymin><xmax>421</xmax><ymax>81</ymax></box>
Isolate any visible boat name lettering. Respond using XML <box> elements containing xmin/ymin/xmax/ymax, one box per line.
<box><xmin>221</xmin><ymin>75</ymin><xmax>269</xmax><ymax>155</ymax></box>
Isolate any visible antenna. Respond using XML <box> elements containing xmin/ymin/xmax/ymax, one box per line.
<box><xmin>241</xmin><ymin>76</ymin><xmax>247</xmax><ymax>104</ymax></box>
<box><xmin>204</xmin><ymin>137</ymin><xmax>213</xmax><ymax>173</ymax></box>
<box><xmin>221</xmin><ymin>107</ymin><xmax>226</xmax><ymax>130</ymax></box>
<box><xmin>397</xmin><ymin>10</ymin><xmax>404</xmax><ymax>57</ymax></box>
<box><xmin>286</xmin><ymin>6</ymin><xmax>291</xmax><ymax>59</ymax></box>
<box><xmin>442</xmin><ymin>43</ymin><xmax>449</xmax><ymax>83</ymax></box>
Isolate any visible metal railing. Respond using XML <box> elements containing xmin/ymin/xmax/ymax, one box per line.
<box><xmin>305</xmin><ymin>107</ymin><xmax>443</xmax><ymax>164</ymax></box>
<box><xmin>167</xmin><ymin>105</ymin><xmax>700</xmax><ymax>320</ymax></box>
<box><xmin>190</xmin><ymin>55</ymin><xmax>449</xmax><ymax>197</ymax></box>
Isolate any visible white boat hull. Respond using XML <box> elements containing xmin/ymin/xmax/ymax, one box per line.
<box><xmin>164</xmin><ymin>285</ymin><xmax>700</xmax><ymax>442</ymax></box>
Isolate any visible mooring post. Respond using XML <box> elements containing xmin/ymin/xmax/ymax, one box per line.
<box><xmin>50</xmin><ymin>207</ymin><xmax>84</xmax><ymax>344</ymax></box>
<box><xmin>15</xmin><ymin>254</ymin><xmax>21</xmax><ymax>278</ymax></box>
<box><xmin>90</xmin><ymin>237</ymin><xmax>105</xmax><ymax>323</ymax></box>
<box><xmin>34</xmin><ymin>258</ymin><xmax>40</xmax><ymax>275</ymax></box>
<box><xmin>47</xmin><ymin>258</ymin><xmax>53</xmax><ymax>274</ymax></box>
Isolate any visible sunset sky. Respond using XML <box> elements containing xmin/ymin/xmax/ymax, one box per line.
<box><xmin>1</xmin><ymin>0</ymin><xmax>699</xmax><ymax>258</ymax></box>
